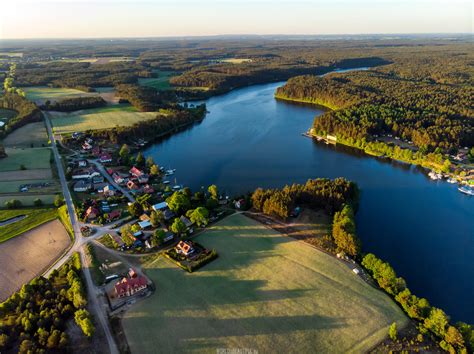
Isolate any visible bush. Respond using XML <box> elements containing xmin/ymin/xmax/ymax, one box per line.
<box><xmin>389</xmin><ymin>322</ymin><xmax>397</xmax><ymax>341</ymax></box>
<box><xmin>33</xmin><ymin>198</ymin><xmax>43</xmax><ymax>207</ymax></box>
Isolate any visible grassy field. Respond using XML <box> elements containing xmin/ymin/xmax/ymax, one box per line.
<box><xmin>0</xmin><ymin>194</ymin><xmax>57</xmax><ymax>207</ymax></box>
<box><xmin>0</xmin><ymin>207</ymin><xmax>59</xmax><ymax>243</ymax></box>
<box><xmin>0</xmin><ymin>147</ymin><xmax>51</xmax><ymax>171</ymax></box>
<box><xmin>48</xmin><ymin>105</ymin><xmax>158</xmax><ymax>134</ymax></box>
<box><xmin>123</xmin><ymin>214</ymin><xmax>407</xmax><ymax>354</ymax></box>
<box><xmin>2</xmin><ymin>122</ymin><xmax>48</xmax><ymax>148</ymax></box>
<box><xmin>138</xmin><ymin>71</ymin><xmax>175</xmax><ymax>90</ymax></box>
<box><xmin>0</xmin><ymin>179</ymin><xmax>59</xmax><ymax>194</ymax></box>
<box><xmin>24</xmin><ymin>86</ymin><xmax>99</xmax><ymax>104</ymax></box>
<box><xmin>0</xmin><ymin>219</ymin><xmax>70</xmax><ymax>301</ymax></box>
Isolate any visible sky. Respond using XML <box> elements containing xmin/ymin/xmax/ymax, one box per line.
<box><xmin>0</xmin><ymin>0</ymin><xmax>472</xmax><ymax>39</ymax></box>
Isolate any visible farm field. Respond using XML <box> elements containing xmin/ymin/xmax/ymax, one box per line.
<box><xmin>123</xmin><ymin>214</ymin><xmax>407</xmax><ymax>354</ymax></box>
<box><xmin>0</xmin><ymin>207</ymin><xmax>59</xmax><ymax>243</ymax></box>
<box><xmin>24</xmin><ymin>86</ymin><xmax>99</xmax><ymax>104</ymax></box>
<box><xmin>138</xmin><ymin>70</ymin><xmax>175</xmax><ymax>90</ymax></box>
<box><xmin>0</xmin><ymin>194</ymin><xmax>58</xmax><ymax>208</ymax></box>
<box><xmin>0</xmin><ymin>219</ymin><xmax>70</xmax><ymax>301</ymax></box>
<box><xmin>0</xmin><ymin>147</ymin><xmax>51</xmax><ymax>171</ymax></box>
<box><xmin>0</xmin><ymin>179</ymin><xmax>59</xmax><ymax>194</ymax></box>
<box><xmin>2</xmin><ymin>122</ymin><xmax>48</xmax><ymax>148</ymax></box>
<box><xmin>48</xmin><ymin>105</ymin><xmax>158</xmax><ymax>134</ymax></box>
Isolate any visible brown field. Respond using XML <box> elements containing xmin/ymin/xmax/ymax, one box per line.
<box><xmin>0</xmin><ymin>219</ymin><xmax>70</xmax><ymax>301</ymax></box>
<box><xmin>288</xmin><ymin>208</ymin><xmax>331</xmax><ymax>243</ymax></box>
<box><xmin>2</xmin><ymin>122</ymin><xmax>48</xmax><ymax>148</ymax></box>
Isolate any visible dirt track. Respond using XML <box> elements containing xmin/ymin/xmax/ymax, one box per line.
<box><xmin>0</xmin><ymin>219</ymin><xmax>70</xmax><ymax>301</ymax></box>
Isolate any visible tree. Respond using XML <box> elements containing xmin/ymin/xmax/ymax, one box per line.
<box><xmin>332</xmin><ymin>205</ymin><xmax>360</xmax><ymax>257</ymax></box>
<box><xmin>187</xmin><ymin>207</ymin><xmax>209</xmax><ymax>227</ymax></box>
<box><xmin>424</xmin><ymin>307</ymin><xmax>449</xmax><ymax>338</ymax></box>
<box><xmin>208</xmin><ymin>184</ymin><xmax>218</xmax><ymax>200</ymax></box>
<box><xmin>150</xmin><ymin>164</ymin><xmax>160</xmax><ymax>176</ymax></box>
<box><xmin>150</xmin><ymin>210</ymin><xmax>163</xmax><ymax>227</ymax></box>
<box><xmin>120</xmin><ymin>225</ymin><xmax>135</xmax><ymax>247</ymax></box>
<box><xmin>136</xmin><ymin>152</ymin><xmax>145</xmax><ymax>167</ymax></box>
<box><xmin>131</xmin><ymin>223</ymin><xmax>141</xmax><ymax>233</ymax></box>
<box><xmin>152</xmin><ymin>229</ymin><xmax>166</xmax><ymax>247</ymax></box>
<box><xmin>0</xmin><ymin>333</ymin><xmax>9</xmax><ymax>350</ymax></box>
<box><xmin>33</xmin><ymin>198</ymin><xmax>43</xmax><ymax>207</ymax></box>
<box><xmin>19</xmin><ymin>339</ymin><xmax>36</xmax><ymax>353</ymax></box>
<box><xmin>46</xmin><ymin>329</ymin><xmax>61</xmax><ymax>349</ymax></box>
<box><xmin>445</xmin><ymin>326</ymin><xmax>465</xmax><ymax>348</ymax></box>
<box><xmin>119</xmin><ymin>144</ymin><xmax>130</xmax><ymax>164</ymax></box>
<box><xmin>170</xmin><ymin>218</ymin><xmax>186</xmax><ymax>236</ymax></box>
<box><xmin>128</xmin><ymin>201</ymin><xmax>143</xmax><ymax>217</ymax></box>
<box><xmin>389</xmin><ymin>322</ymin><xmax>397</xmax><ymax>341</ymax></box>
<box><xmin>54</xmin><ymin>194</ymin><xmax>64</xmax><ymax>207</ymax></box>
<box><xmin>166</xmin><ymin>192</ymin><xmax>191</xmax><ymax>214</ymax></box>
<box><xmin>146</xmin><ymin>156</ymin><xmax>155</xmax><ymax>168</ymax></box>
<box><xmin>74</xmin><ymin>309</ymin><xmax>95</xmax><ymax>338</ymax></box>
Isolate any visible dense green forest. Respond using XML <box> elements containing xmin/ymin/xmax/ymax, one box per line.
<box><xmin>0</xmin><ymin>254</ymin><xmax>95</xmax><ymax>353</ymax></box>
<box><xmin>0</xmin><ymin>93</ymin><xmax>43</xmax><ymax>137</ymax></box>
<box><xmin>41</xmin><ymin>96</ymin><xmax>106</xmax><ymax>112</ymax></box>
<box><xmin>276</xmin><ymin>50</ymin><xmax>473</xmax><ymax>154</ymax></box>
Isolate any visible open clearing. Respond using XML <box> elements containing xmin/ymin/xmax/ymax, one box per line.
<box><xmin>123</xmin><ymin>214</ymin><xmax>407</xmax><ymax>354</ymax></box>
<box><xmin>138</xmin><ymin>71</ymin><xmax>175</xmax><ymax>90</ymax></box>
<box><xmin>24</xmin><ymin>86</ymin><xmax>99</xmax><ymax>104</ymax></box>
<box><xmin>2</xmin><ymin>122</ymin><xmax>48</xmax><ymax>148</ymax></box>
<box><xmin>0</xmin><ymin>147</ymin><xmax>51</xmax><ymax>171</ymax></box>
<box><xmin>48</xmin><ymin>105</ymin><xmax>158</xmax><ymax>134</ymax></box>
<box><xmin>0</xmin><ymin>207</ymin><xmax>58</xmax><ymax>243</ymax></box>
<box><xmin>0</xmin><ymin>219</ymin><xmax>70</xmax><ymax>301</ymax></box>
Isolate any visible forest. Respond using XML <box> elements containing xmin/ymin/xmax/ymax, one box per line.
<box><xmin>0</xmin><ymin>93</ymin><xmax>43</xmax><ymax>137</ymax></box>
<box><xmin>276</xmin><ymin>50</ymin><xmax>473</xmax><ymax>153</ymax></box>
<box><xmin>0</xmin><ymin>254</ymin><xmax>95</xmax><ymax>353</ymax></box>
<box><xmin>41</xmin><ymin>96</ymin><xmax>106</xmax><ymax>112</ymax></box>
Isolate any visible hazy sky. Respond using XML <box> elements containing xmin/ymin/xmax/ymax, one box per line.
<box><xmin>1</xmin><ymin>0</ymin><xmax>472</xmax><ymax>39</ymax></box>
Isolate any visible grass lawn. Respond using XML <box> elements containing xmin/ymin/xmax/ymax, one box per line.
<box><xmin>48</xmin><ymin>105</ymin><xmax>158</xmax><ymax>134</ymax></box>
<box><xmin>0</xmin><ymin>147</ymin><xmax>51</xmax><ymax>171</ymax></box>
<box><xmin>24</xmin><ymin>86</ymin><xmax>98</xmax><ymax>104</ymax></box>
<box><xmin>138</xmin><ymin>71</ymin><xmax>175</xmax><ymax>90</ymax></box>
<box><xmin>2</xmin><ymin>122</ymin><xmax>48</xmax><ymax>148</ymax></box>
<box><xmin>123</xmin><ymin>214</ymin><xmax>407</xmax><ymax>354</ymax></box>
<box><xmin>0</xmin><ymin>207</ymin><xmax>58</xmax><ymax>243</ymax></box>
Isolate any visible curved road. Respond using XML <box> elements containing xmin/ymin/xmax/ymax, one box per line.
<box><xmin>44</xmin><ymin>115</ymin><xmax>119</xmax><ymax>354</ymax></box>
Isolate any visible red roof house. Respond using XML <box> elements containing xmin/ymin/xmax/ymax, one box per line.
<box><xmin>99</xmin><ymin>153</ymin><xmax>113</xmax><ymax>163</ymax></box>
<box><xmin>176</xmin><ymin>240</ymin><xmax>194</xmax><ymax>257</ymax></box>
<box><xmin>129</xmin><ymin>166</ymin><xmax>144</xmax><ymax>178</ymax></box>
<box><xmin>85</xmin><ymin>206</ymin><xmax>99</xmax><ymax>220</ymax></box>
<box><xmin>127</xmin><ymin>180</ymin><xmax>139</xmax><ymax>190</ymax></box>
<box><xmin>114</xmin><ymin>276</ymin><xmax>147</xmax><ymax>298</ymax></box>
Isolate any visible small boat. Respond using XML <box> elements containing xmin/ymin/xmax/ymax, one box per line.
<box><xmin>447</xmin><ymin>178</ymin><xmax>457</xmax><ymax>184</ymax></box>
<box><xmin>172</xmin><ymin>184</ymin><xmax>183</xmax><ymax>191</ymax></box>
<box><xmin>458</xmin><ymin>186</ymin><xmax>474</xmax><ymax>196</ymax></box>
<box><xmin>428</xmin><ymin>171</ymin><xmax>440</xmax><ymax>180</ymax></box>
<box><xmin>162</xmin><ymin>180</ymin><xmax>170</xmax><ymax>184</ymax></box>
<box><xmin>165</xmin><ymin>169</ymin><xmax>176</xmax><ymax>175</ymax></box>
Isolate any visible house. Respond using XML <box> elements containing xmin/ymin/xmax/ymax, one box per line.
<box><xmin>137</xmin><ymin>174</ymin><xmax>149</xmax><ymax>184</ymax></box>
<box><xmin>138</xmin><ymin>220</ymin><xmax>152</xmax><ymax>230</ymax></box>
<box><xmin>143</xmin><ymin>184</ymin><xmax>154</xmax><ymax>194</ymax></box>
<box><xmin>99</xmin><ymin>153</ymin><xmax>113</xmax><ymax>164</ymax></box>
<box><xmin>113</xmin><ymin>172</ymin><xmax>125</xmax><ymax>185</ymax></box>
<box><xmin>139</xmin><ymin>213</ymin><xmax>150</xmax><ymax>221</ymax></box>
<box><xmin>92</xmin><ymin>175</ymin><xmax>105</xmax><ymax>184</ymax></box>
<box><xmin>129</xmin><ymin>166</ymin><xmax>144</xmax><ymax>178</ymax></box>
<box><xmin>94</xmin><ymin>182</ymin><xmax>108</xmax><ymax>192</ymax></box>
<box><xmin>234</xmin><ymin>198</ymin><xmax>246</xmax><ymax>209</ymax></box>
<box><xmin>82</xmin><ymin>142</ymin><xmax>92</xmax><ymax>150</ymax></box>
<box><xmin>127</xmin><ymin>180</ymin><xmax>140</xmax><ymax>190</ymax></box>
<box><xmin>72</xmin><ymin>169</ymin><xmax>93</xmax><ymax>180</ymax></box>
<box><xmin>114</xmin><ymin>274</ymin><xmax>147</xmax><ymax>298</ymax></box>
<box><xmin>163</xmin><ymin>209</ymin><xmax>175</xmax><ymax>221</ymax></box>
<box><xmin>85</xmin><ymin>206</ymin><xmax>99</xmax><ymax>220</ymax></box>
<box><xmin>78</xmin><ymin>160</ymin><xmax>88</xmax><ymax>168</ymax></box>
<box><xmin>107</xmin><ymin>209</ymin><xmax>122</xmax><ymax>222</ymax></box>
<box><xmin>73</xmin><ymin>180</ymin><xmax>92</xmax><ymax>192</ymax></box>
<box><xmin>175</xmin><ymin>240</ymin><xmax>194</xmax><ymax>257</ymax></box>
<box><xmin>152</xmin><ymin>201</ymin><xmax>168</xmax><ymax>212</ymax></box>
<box><xmin>103</xmin><ymin>184</ymin><xmax>115</xmax><ymax>197</ymax></box>
<box><xmin>92</xmin><ymin>146</ymin><xmax>101</xmax><ymax>157</ymax></box>
<box><xmin>163</xmin><ymin>231</ymin><xmax>174</xmax><ymax>243</ymax></box>
<box><xmin>180</xmin><ymin>216</ymin><xmax>193</xmax><ymax>229</ymax></box>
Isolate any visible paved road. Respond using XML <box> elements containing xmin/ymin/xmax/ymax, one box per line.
<box><xmin>44</xmin><ymin>115</ymin><xmax>119</xmax><ymax>354</ymax></box>
<box><xmin>88</xmin><ymin>159</ymin><xmax>136</xmax><ymax>202</ymax></box>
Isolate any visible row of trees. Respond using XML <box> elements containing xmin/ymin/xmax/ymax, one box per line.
<box><xmin>0</xmin><ymin>254</ymin><xmax>95</xmax><ymax>352</ymax></box>
<box><xmin>251</xmin><ymin>178</ymin><xmax>359</xmax><ymax>219</ymax></box>
<box><xmin>41</xmin><ymin>96</ymin><xmax>106</xmax><ymax>112</ymax></box>
<box><xmin>362</xmin><ymin>253</ymin><xmax>473</xmax><ymax>352</ymax></box>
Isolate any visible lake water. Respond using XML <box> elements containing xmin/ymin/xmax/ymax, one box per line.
<box><xmin>145</xmin><ymin>75</ymin><xmax>474</xmax><ymax>323</ymax></box>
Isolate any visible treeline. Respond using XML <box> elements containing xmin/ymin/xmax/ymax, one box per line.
<box><xmin>251</xmin><ymin>178</ymin><xmax>359</xmax><ymax>218</ymax></box>
<box><xmin>0</xmin><ymin>93</ymin><xmax>43</xmax><ymax>137</ymax></box>
<box><xmin>277</xmin><ymin>63</ymin><xmax>473</xmax><ymax>152</ymax></box>
<box><xmin>115</xmin><ymin>84</ymin><xmax>172</xmax><ymax>111</ymax></box>
<box><xmin>74</xmin><ymin>105</ymin><xmax>206</xmax><ymax>144</ymax></box>
<box><xmin>15</xmin><ymin>61</ymin><xmax>153</xmax><ymax>89</ymax></box>
<box><xmin>0</xmin><ymin>254</ymin><xmax>95</xmax><ymax>353</ymax></box>
<box><xmin>362</xmin><ymin>253</ymin><xmax>473</xmax><ymax>353</ymax></box>
<box><xmin>41</xmin><ymin>96</ymin><xmax>106</xmax><ymax>112</ymax></box>
<box><xmin>170</xmin><ymin>57</ymin><xmax>389</xmax><ymax>93</ymax></box>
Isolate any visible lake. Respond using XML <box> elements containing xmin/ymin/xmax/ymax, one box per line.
<box><xmin>145</xmin><ymin>74</ymin><xmax>474</xmax><ymax>323</ymax></box>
